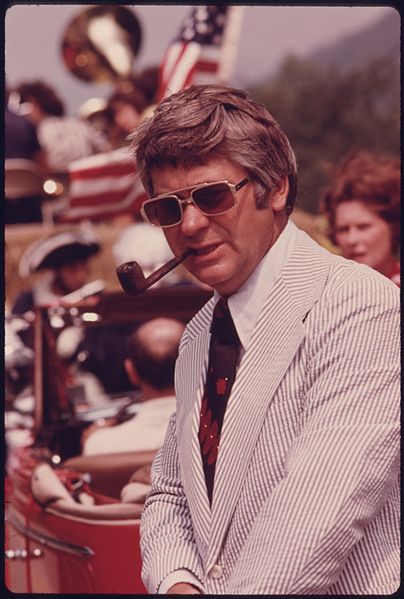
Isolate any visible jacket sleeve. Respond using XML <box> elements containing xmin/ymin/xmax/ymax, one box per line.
<box><xmin>227</xmin><ymin>274</ymin><xmax>400</xmax><ymax>594</ymax></box>
<box><xmin>140</xmin><ymin>411</ymin><xmax>205</xmax><ymax>593</ymax></box>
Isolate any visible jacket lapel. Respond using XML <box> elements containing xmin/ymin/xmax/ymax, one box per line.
<box><xmin>176</xmin><ymin>317</ymin><xmax>213</xmax><ymax>551</ymax></box>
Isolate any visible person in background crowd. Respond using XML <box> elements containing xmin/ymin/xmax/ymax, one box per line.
<box><xmin>12</xmin><ymin>229</ymin><xmax>101</xmax><ymax>315</ymax></box>
<box><xmin>104</xmin><ymin>67</ymin><xmax>159</xmax><ymax>147</ymax></box>
<box><xmin>5</xmin><ymin>105</ymin><xmax>45</xmax><ymax>165</ymax></box>
<box><xmin>82</xmin><ymin>317</ymin><xmax>184</xmax><ymax>456</ymax></box>
<box><xmin>10</xmin><ymin>230</ymin><xmax>103</xmax><ymax>402</ymax></box>
<box><xmin>132</xmin><ymin>66</ymin><xmax>159</xmax><ymax>107</ymax></box>
<box><xmin>106</xmin><ymin>87</ymin><xmax>148</xmax><ymax>147</ymax></box>
<box><xmin>5</xmin><ymin>106</ymin><xmax>47</xmax><ymax>224</ymax></box>
<box><xmin>131</xmin><ymin>84</ymin><xmax>399</xmax><ymax>595</ymax></box>
<box><xmin>321</xmin><ymin>150</ymin><xmax>400</xmax><ymax>286</ymax></box>
<box><xmin>15</xmin><ymin>80</ymin><xmax>111</xmax><ymax>172</ymax></box>
<box><xmin>5</xmin><ymin>87</ymin><xmax>50</xmax><ymax>224</ymax></box>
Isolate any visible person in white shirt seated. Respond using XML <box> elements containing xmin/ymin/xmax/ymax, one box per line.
<box><xmin>14</xmin><ymin>80</ymin><xmax>111</xmax><ymax>173</ymax></box>
<box><xmin>82</xmin><ymin>317</ymin><xmax>185</xmax><ymax>457</ymax></box>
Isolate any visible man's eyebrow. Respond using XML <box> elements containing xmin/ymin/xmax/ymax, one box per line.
<box><xmin>154</xmin><ymin>182</ymin><xmax>215</xmax><ymax>199</ymax></box>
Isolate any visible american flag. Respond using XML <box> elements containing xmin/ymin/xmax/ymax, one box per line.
<box><xmin>158</xmin><ymin>5</ymin><xmax>239</xmax><ymax>101</ymax></box>
<box><xmin>58</xmin><ymin>148</ymin><xmax>146</xmax><ymax>223</ymax></box>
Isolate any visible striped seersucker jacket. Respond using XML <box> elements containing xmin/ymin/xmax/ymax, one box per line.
<box><xmin>140</xmin><ymin>228</ymin><xmax>400</xmax><ymax>595</ymax></box>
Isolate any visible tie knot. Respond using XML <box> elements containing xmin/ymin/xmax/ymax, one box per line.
<box><xmin>210</xmin><ymin>297</ymin><xmax>239</xmax><ymax>344</ymax></box>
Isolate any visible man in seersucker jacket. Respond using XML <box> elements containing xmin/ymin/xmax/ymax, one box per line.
<box><xmin>128</xmin><ymin>84</ymin><xmax>400</xmax><ymax>595</ymax></box>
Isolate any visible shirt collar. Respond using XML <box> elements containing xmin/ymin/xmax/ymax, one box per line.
<box><xmin>213</xmin><ymin>219</ymin><xmax>300</xmax><ymax>351</ymax></box>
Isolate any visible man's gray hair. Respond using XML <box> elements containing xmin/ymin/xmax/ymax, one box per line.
<box><xmin>130</xmin><ymin>84</ymin><xmax>297</xmax><ymax>215</ymax></box>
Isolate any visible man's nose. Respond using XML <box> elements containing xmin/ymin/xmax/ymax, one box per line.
<box><xmin>180</xmin><ymin>202</ymin><xmax>210</xmax><ymax>236</ymax></box>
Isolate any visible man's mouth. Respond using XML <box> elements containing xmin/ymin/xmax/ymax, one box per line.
<box><xmin>190</xmin><ymin>243</ymin><xmax>220</xmax><ymax>256</ymax></box>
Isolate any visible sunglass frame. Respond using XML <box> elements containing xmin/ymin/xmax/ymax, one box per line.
<box><xmin>140</xmin><ymin>178</ymin><xmax>249</xmax><ymax>228</ymax></box>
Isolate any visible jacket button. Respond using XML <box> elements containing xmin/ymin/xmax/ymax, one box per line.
<box><xmin>210</xmin><ymin>564</ymin><xmax>223</xmax><ymax>579</ymax></box>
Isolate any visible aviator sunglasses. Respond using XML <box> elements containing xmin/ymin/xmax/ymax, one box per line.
<box><xmin>141</xmin><ymin>177</ymin><xmax>249</xmax><ymax>228</ymax></box>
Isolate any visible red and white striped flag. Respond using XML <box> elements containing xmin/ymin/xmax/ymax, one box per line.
<box><xmin>59</xmin><ymin>148</ymin><xmax>147</xmax><ymax>223</ymax></box>
<box><xmin>157</xmin><ymin>5</ymin><xmax>244</xmax><ymax>101</ymax></box>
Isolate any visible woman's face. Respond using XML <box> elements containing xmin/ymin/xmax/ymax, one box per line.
<box><xmin>334</xmin><ymin>200</ymin><xmax>394</xmax><ymax>274</ymax></box>
<box><xmin>113</xmin><ymin>101</ymin><xmax>141</xmax><ymax>134</ymax></box>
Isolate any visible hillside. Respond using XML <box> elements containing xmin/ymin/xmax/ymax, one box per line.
<box><xmin>308</xmin><ymin>10</ymin><xmax>400</xmax><ymax>70</ymax></box>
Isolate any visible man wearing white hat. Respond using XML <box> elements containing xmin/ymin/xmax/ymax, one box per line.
<box><xmin>12</xmin><ymin>229</ymin><xmax>101</xmax><ymax>314</ymax></box>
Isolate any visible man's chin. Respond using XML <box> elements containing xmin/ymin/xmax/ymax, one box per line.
<box><xmin>190</xmin><ymin>265</ymin><xmax>231</xmax><ymax>293</ymax></box>
<box><xmin>196</xmin><ymin>271</ymin><xmax>243</xmax><ymax>296</ymax></box>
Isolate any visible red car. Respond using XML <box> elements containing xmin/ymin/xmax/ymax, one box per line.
<box><xmin>5</xmin><ymin>287</ymin><xmax>211</xmax><ymax>593</ymax></box>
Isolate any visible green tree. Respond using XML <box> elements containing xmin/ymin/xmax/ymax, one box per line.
<box><xmin>249</xmin><ymin>54</ymin><xmax>400</xmax><ymax>214</ymax></box>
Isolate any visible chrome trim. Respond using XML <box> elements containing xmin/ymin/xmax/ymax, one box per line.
<box><xmin>5</xmin><ymin>548</ymin><xmax>44</xmax><ymax>560</ymax></box>
<box><xmin>7</xmin><ymin>511</ymin><xmax>95</xmax><ymax>558</ymax></box>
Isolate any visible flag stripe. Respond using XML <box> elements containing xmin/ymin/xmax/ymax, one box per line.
<box><xmin>69</xmin><ymin>163</ymin><xmax>136</xmax><ymax>181</ymax></box>
<box><xmin>70</xmin><ymin>174</ymin><xmax>135</xmax><ymax>197</ymax></box>
<box><xmin>61</xmin><ymin>186</ymin><xmax>146</xmax><ymax>221</ymax></box>
<box><xmin>69</xmin><ymin>190</ymin><xmax>134</xmax><ymax>208</ymax></box>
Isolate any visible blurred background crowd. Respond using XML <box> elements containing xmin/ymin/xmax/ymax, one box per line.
<box><xmin>5</xmin><ymin>4</ymin><xmax>399</xmax><ymax>298</ymax></box>
<box><xmin>4</xmin><ymin>5</ymin><xmax>400</xmax><ymax>450</ymax></box>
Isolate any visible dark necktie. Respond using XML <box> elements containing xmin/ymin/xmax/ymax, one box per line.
<box><xmin>199</xmin><ymin>296</ymin><xmax>240</xmax><ymax>504</ymax></box>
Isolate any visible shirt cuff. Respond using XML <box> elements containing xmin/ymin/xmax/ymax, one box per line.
<box><xmin>158</xmin><ymin>569</ymin><xmax>203</xmax><ymax>594</ymax></box>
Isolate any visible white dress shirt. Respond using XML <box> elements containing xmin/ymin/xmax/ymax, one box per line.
<box><xmin>227</xmin><ymin>219</ymin><xmax>299</xmax><ymax>353</ymax></box>
<box><xmin>83</xmin><ymin>395</ymin><xmax>176</xmax><ymax>456</ymax></box>
<box><xmin>38</xmin><ymin>116</ymin><xmax>111</xmax><ymax>172</ymax></box>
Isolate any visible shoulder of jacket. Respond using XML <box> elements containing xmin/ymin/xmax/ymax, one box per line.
<box><xmin>325</xmin><ymin>255</ymin><xmax>399</xmax><ymax>302</ymax></box>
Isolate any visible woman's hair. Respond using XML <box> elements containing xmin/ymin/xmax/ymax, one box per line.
<box><xmin>130</xmin><ymin>84</ymin><xmax>298</xmax><ymax>215</ymax></box>
<box><xmin>107</xmin><ymin>87</ymin><xmax>148</xmax><ymax>117</ymax></box>
<box><xmin>322</xmin><ymin>150</ymin><xmax>400</xmax><ymax>253</ymax></box>
<box><xmin>16</xmin><ymin>80</ymin><xmax>65</xmax><ymax>117</ymax></box>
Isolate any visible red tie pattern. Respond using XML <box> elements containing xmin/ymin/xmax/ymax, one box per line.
<box><xmin>199</xmin><ymin>296</ymin><xmax>240</xmax><ymax>504</ymax></box>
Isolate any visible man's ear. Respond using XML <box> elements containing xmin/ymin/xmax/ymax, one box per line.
<box><xmin>269</xmin><ymin>176</ymin><xmax>289</xmax><ymax>212</ymax></box>
<box><xmin>125</xmin><ymin>358</ymin><xmax>140</xmax><ymax>387</ymax></box>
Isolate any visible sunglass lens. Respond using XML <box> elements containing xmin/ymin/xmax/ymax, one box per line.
<box><xmin>193</xmin><ymin>183</ymin><xmax>235</xmax><ymax>214</ymax></box>
<box><xmin>144</xmin><ymin>197</ymin><xmax>181</xmax><ymax>226</ymax></box>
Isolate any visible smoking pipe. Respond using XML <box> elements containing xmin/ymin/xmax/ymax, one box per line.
<box><xmin>116</xmin><ymin>249</ymin><xmax>192</xmax><ymax>296</ymax></box>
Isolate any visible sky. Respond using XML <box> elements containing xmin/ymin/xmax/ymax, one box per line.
<box><xmin>5</xmin><ymin>4</ymin><xmax>395</xmax><ymax>115</ymax></box>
